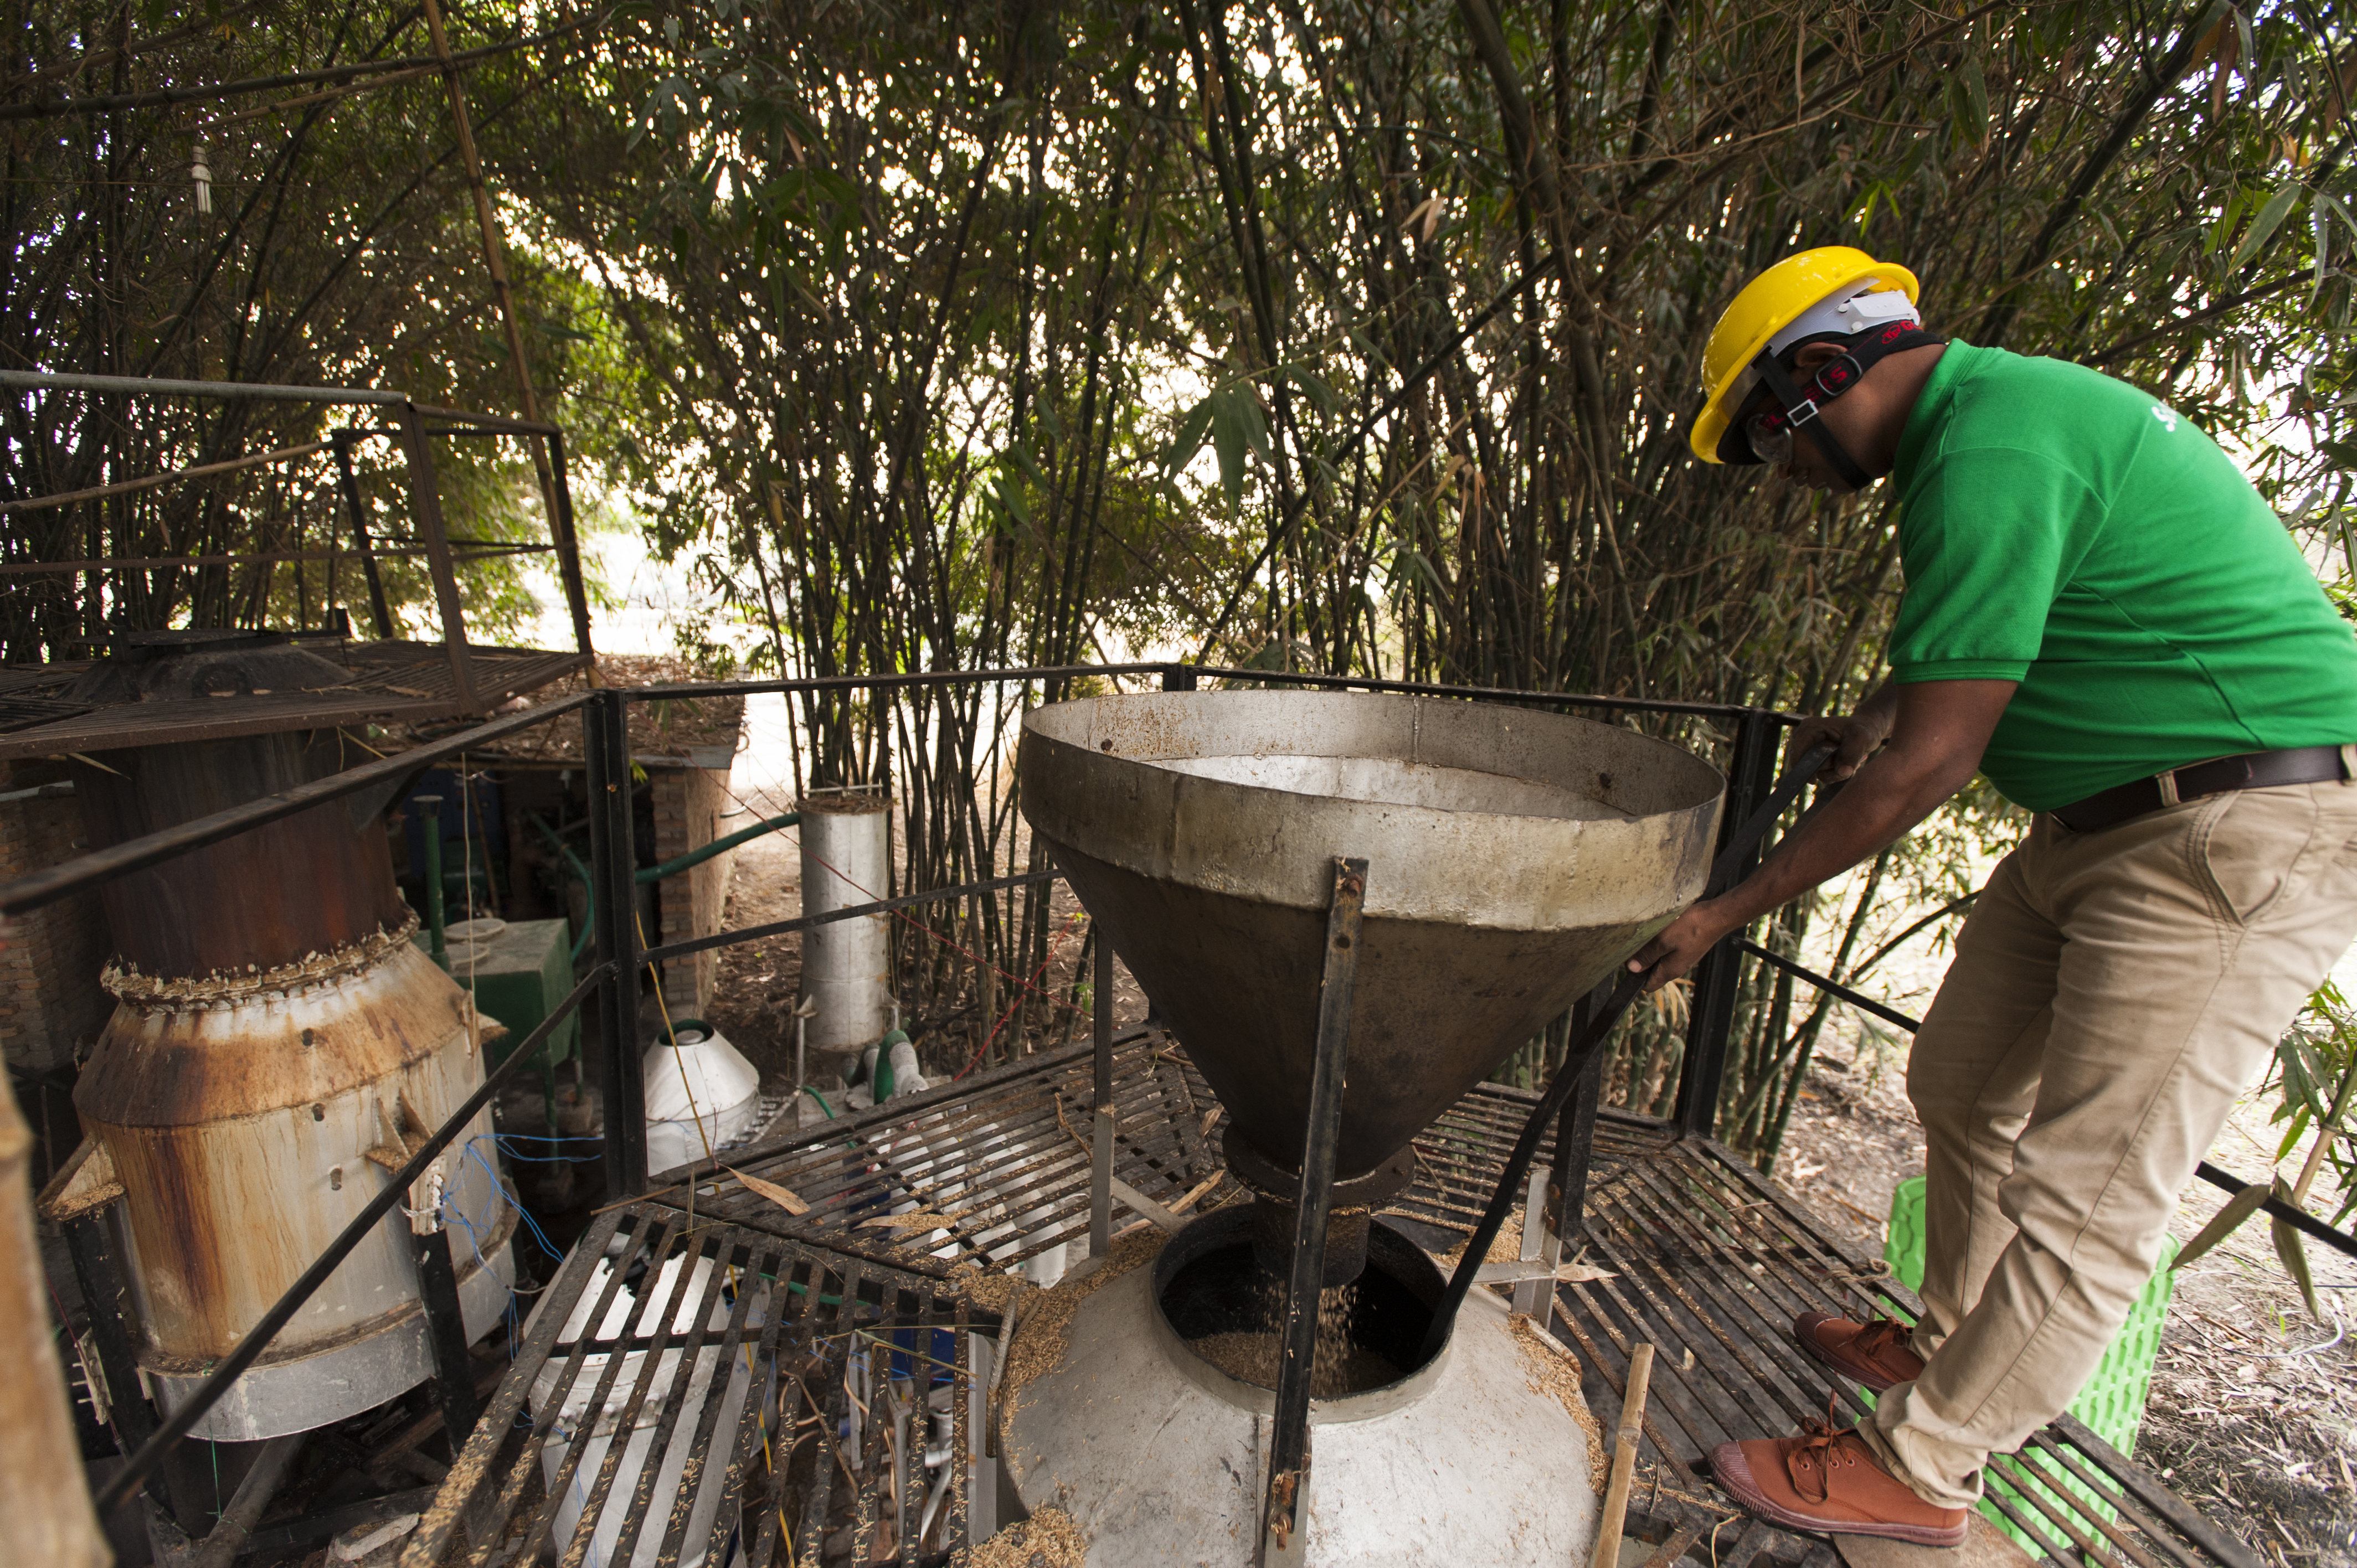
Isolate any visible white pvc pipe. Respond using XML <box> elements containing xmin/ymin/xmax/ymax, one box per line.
<box><xmin>797</xmin><ymin>790</ymin><xmax>893</xmax><ymax>1076</ymax></box>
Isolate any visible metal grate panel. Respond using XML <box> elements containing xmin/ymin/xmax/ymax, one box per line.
<box><xmin>404</xmin><ymin>1036</ymin><xmax>2257</xmax><ymax>1568</ymax></box>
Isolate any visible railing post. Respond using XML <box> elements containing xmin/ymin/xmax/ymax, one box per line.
<box><xmin>1674</xmin><ymin>708</ymin><xmax>1782</xmax><ymax>1138</ymax></box>
<box><xmin>586</xmin><ymin>690</ymin><xmax>647</xmax><ymax>1198</ymax></box>
<box><xmin>1161</xmin><ymin>662</ymin><xmax>1198</xmax><ymax>692</ymax></box>
<box><xmin>1546</xmin><ymin>979</ymin><xmax>1616</xmax><ymax>1250</ymax></box>
<box><xmin>328</xmin><ymin>428</ymin><xmax>396</xmax><ymax>639</ymax></box>
<box><xmin>1089</xmin><ymin>931</ymin><xmax>1115</xmax><ymax>1260</ymax></box>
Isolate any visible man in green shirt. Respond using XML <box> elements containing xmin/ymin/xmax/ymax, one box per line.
<box><xmin>1633</xmin><ymin>247</ymin><xmax>2357</xmax><ymax>1545</ymax></box>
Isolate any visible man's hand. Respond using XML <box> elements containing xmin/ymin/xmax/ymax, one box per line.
<box><xmin>1627</xmin><ymin>898</ymin><xmax>1740</xmax><ymax>992</ymax></box>
<box><xmin>1627</xmin><ymin>677</ymin><xmax>2016</xmax><ymax>995</ymax></box>
<box><xmin>1788</xmin><ymin>680</ymin><xmax>1898</xmax><ymax>780</ymax></box>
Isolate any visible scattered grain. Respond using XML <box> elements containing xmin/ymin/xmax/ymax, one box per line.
<box><xmin>960</xmin><ymin>1267</ymin><xmax>1026</xmax><ymax>1314</ymax></box>
<box><xmin>998</xmin><ymin>1226</ymin><xmax>1167</xmax><ymax>1402</ymax></box>
<box><xmin>1438</xmin><ymin>1207</ymin><xmax>1527</xmax><ymax>1268</ymax></box>
<box><xmin>1512</xmin><ymin>1313</ymin><xmax>1608</xmax><ymax>1493</ymax></box>
<box><xmin>969</xmin><ymin>1504</ymin><xmax>1087</xmax><ymax>1568</ymax></box>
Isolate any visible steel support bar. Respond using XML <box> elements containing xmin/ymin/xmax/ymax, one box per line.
<box><xmin>1090</xmin><ymin>932</ymin><xmax>1116</xmax><ymax>1260</ymax></box>
<box><xmin>587</xmin><ymin>691</ymin><xmax>647</xmax><ymax>1199</ymax></box>
<box><xmin>1260</xmin><ymin>856</ymin><xmax>1367</xmax><ymax>1567</ymax></box>
<box><xmin>1546</xmin><ymin>979</ymin><xmax>1616</xmax><ymax>1249</ymax></box>
<box><xmin>0</xmin><ymin>693</ymin><xmax>589</xmax><ymax>916</ymax></box>
<box><xmin>641</xmin><ymin>868</ymin><xmax>1059</xmax><ymax>968</ymax></box>
<box><xmin>0</xmin><ymin>368</ymin><xmax>408</xmax><ymax>404</ymax></box>
<box><xmin>1676</xmin><ymin>708</ymin><xmax>1785</xmax><ymax>1137</ymax></box>
<box><xmin>411</xmin><ymin>1227</ymin><xmax>479</xmax><ymax>1448</ymax></box>
<box><xmin>394</xmin><ymin>401</ymin><xmax>482</xmax><ymax>711</ymax></box>
<box><xmin>328</xmin><ymin>430</ymin><xmax>398</xmax><ymax>638</ymax></box>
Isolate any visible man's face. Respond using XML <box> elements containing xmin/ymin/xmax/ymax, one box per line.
<box><xmin>1732</xmin><ymin>345</ymin><xmax>1870</xmax><ymax>493</ymax></box>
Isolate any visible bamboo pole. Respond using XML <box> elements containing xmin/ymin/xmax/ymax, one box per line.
<box><xmin>1588</xmin><ymin>1341</ymin><xmax>1655</xmax><ymax>1568</ymax></box>
<box><xmin>0</xmin><ymin>1070</ymin><xmax>112</xmax><ymax>1566</ymax></box>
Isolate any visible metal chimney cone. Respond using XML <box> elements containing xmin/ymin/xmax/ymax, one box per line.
<box><xmin>1019</xmin><ymin>689</ymin><xmax>1724</xmax><ymax>1281</ymax></box>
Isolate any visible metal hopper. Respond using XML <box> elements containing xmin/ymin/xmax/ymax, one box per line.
<box><xmin>1018</xmin><ymin>689</ymin><xmax>1725</xmax><ymax>1274</ymax></box>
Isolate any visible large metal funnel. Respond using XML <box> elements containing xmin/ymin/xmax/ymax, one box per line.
<box><xmin>1019</xmin><ymin>690</ymin><xmax>1722</xmax><ymax>1202</ymax></box>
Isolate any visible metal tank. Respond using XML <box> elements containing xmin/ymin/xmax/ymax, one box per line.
<box><xmin>1005</xmin><ymin>689</ymin><xmax>1723</xmax><ymax>1565</ymax></box>
<box><xmin>56</xmin><ymin>635</ymin><xmax>514</xmax><ymax>1440</ymax></box>
<box><xmin>796</xmin><ymin>788</ymin><xmax>894</xmax><ymax>1079</ymax></box>
<box><xmin>1018</xmin><ymin>689</ymin><xmax>1722</xmax><ymax>1277</ymax></box>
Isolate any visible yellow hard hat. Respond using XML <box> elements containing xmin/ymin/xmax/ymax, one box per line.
<box><xmin>1690</xmin><ymin>247</ymin><xmax>1920</xmax><ymax>463</ymax></box>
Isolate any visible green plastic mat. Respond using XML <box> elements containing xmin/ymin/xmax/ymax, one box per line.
<box><xmin>1880</xmin><ymin>1174</ymin><xmax>2178</xmax><ymax>1556</ymax></box>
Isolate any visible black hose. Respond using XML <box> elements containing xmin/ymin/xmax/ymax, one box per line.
<box><xmin>1416</xmin><ymin>741</ymin><xmax>1835</xmax><ymax>1363</ymax></box>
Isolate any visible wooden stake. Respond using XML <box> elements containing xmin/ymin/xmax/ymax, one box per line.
<box><xmin>1588</xmin><ymin>1341</ymin><xmax>1656</xmax><ymax>1568</ymax></box>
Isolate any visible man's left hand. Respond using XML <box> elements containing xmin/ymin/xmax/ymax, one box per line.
<box><xmin>1628</xmin><ymin>899</ymin><xmax>1741</xmax><ymax>992</ymax></box>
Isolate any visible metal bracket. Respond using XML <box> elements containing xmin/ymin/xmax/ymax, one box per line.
<box><xmin>1259</xmin><ymin>855</ymin><xmax>1367</xmax><ymax>1568</ymax></box>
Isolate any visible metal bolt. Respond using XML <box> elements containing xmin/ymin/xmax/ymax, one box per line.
<box><xmin>312</xmin><ymin>1103</ymin><xmax>326</xmax><ymax>1122</ymax></box>
<box><xmin>330</xmin><ymin>1167</ymin><xmax>343</xmax><ymax>1191</ymax></box>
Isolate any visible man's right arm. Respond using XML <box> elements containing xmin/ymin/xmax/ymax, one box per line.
<box><xmin>1790</xmin><ymin>677</ymin><xmax>1900</xmax><ymax>779</ymax></box>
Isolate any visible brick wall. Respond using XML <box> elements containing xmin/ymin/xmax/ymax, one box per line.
<box><xmin>0</xmin><ymin>764</ymin><xmax>111</xmax><ymax>1075</ymax></box>
<box><xmin>649</xmin><ymin>764</ymin><xmax>738</xmax><ymax>1015</ymax></box>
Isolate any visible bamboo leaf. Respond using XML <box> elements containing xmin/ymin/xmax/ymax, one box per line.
<box><xmin>729</xmin><ymin>1167</ymin><xmax>810</xmax><ymax>1216</ymax></box>
<box><xmin>2230</xmin><ymin>183</ymin><xmax>2303</xmax><ymax>273</ymax></box>
<box><xmin>2174</xmin><ymin>1178</ymin><xmax>2271</xmax><ymax>1268</ymax></box>
<box><xmin>1162</xmin><ymin>398</ymin><xmax>1216</xmax><ymax>476</ymax></box>
<box><xmin>1210</xmin><ymin>387</ymin><xmax>1247</xmax><ymax>510</ymax></box>
<box><xmin>2272</xmin><ymin>1179</ymin><xmax>2325</xmax><ymax>1321</ymax></box>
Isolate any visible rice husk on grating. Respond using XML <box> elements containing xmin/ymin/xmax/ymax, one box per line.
<box><xmin>1511</xmin><ymin>1313</ymin><xmax>1608</xmax><ymax>1493</ymax></box>
<box><xmin>959</xmin><ymin>1266</ymin><xmax>1026</xmax><ymax>1314</ymax></box>
<box><xmin>969</xmin><ymin>1503</ymin><xmax>1087</xmax><ymax>1568</ymax></box>
<box><xmin>997</xmin><ymin>1227</ymin><xmax>1167</xmax><ymax>1406</ymax></box>
<box><xmin>1436</xmin><ymin>1206</ymin><xmax>1528</xmax><ymax>1268</ymax></box>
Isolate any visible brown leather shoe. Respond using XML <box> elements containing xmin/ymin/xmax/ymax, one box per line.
<box><xmin>1796</xmin><ymin>1311</ymin><xmax>1925</xmax><ymax>1392</ymax></box>
<box><xmin>1710</xmin><ymin>1408</ymin><xmax>1967</xmax><ymax>1546</ymax></box>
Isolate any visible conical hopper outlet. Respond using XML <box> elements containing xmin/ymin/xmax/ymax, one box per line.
<box><xmin>1019</xmin><ymin>691</ymin><xmax>1724</xmax><ymax>1218</ymax></box>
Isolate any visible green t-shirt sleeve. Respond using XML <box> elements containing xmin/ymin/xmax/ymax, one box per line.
<box><xmin>1887</xmin><ymin>446</ymin><xmax>2099</xmax><ymax>684</ymax></box>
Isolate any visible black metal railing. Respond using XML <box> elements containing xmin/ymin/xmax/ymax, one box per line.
<box><xmin>19</xmin><ymin>655</ymin><xmax>2347</xmax><ymax>1543</ymax></box>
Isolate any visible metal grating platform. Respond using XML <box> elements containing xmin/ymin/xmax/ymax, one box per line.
<box><xmin>397</xmin><ymin>1034</ymin><xmax>2258</xmax><ymax>1568</ymax></box>
<box><xmin>0</xmin><ymin>642</ymin><xmax>588</xmax><ymax>759</ymax></box>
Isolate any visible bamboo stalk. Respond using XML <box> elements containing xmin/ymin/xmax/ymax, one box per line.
<box><xmin>1588</xmin><ymin>1340</ymin><xmax>1656</xmax><ymax>1568</ymax></box>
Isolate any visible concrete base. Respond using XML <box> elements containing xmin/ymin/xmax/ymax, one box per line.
<box><xmin>999</xmin><ymin>1238</ymin><xmax>1598</xmax><ymax>1566</ymax></box>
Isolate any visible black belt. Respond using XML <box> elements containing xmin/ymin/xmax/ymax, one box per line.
<box><xmin>2049</xmin><ymin>746</ymin><xmax>2355</xmax><ymax>834</ymax></box>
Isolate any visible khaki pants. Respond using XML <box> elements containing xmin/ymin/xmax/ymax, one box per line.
<box><xmin>1861</xmin><ymin>780</ymin><xmax>2357</xmax><ymax>1508</ymax></box>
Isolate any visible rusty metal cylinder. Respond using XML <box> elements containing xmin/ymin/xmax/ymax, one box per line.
<box><xmin>66</xmin><ymin>719</ymin><xmax>514</xmax><ymax>1440</ymax></box>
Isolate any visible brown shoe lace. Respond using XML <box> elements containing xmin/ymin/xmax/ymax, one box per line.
<box><xmin>1783</xmin><ymin>1400</ymin><xmax>1862</xmax><ymax>1504</ymax></box>
<box><xmin>1850</xmin><ymin>1317</ymin><xmax>1915</xmax><ymax>1361</ymax></box>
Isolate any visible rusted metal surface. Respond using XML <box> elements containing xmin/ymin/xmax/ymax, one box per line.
<box><xmin>0</xmin><ymin>642</ymin><xmax>587</xmax><ymax>763</ymax></box>
<box><xmin>1018</xmin><ymin>690</ymin><xmax>1723</xmax><ymax>1188</ymax></box>
<box><xmin>70</xmin><ymin>724</ymin><xmax>406</xmax><ymax>978</ymax></box>
<box><xmin>53</xmin><ymin>652</ymin><xmax>522</xmax><ymax>1437</ymax></box>
<box><xmin>78</xmin><ymin>931</ymin><xmax>510</xmax><ymax>1369</ymax></box>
